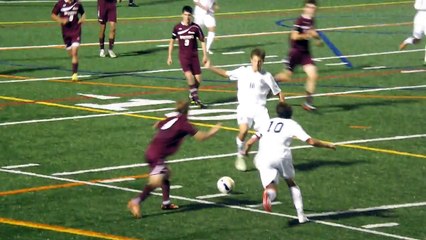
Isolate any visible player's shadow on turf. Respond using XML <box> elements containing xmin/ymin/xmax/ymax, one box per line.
<box><xmin>294</xmin><ymin>159</ymin><xmax>365</xmax><ymax>172</ymax></box>
<box><xmin>314</xmin><ymin>99</ymin><xmax>418</xmax><ymax>114</ymax></box>
<box><xmin>0</xmin><ymin>67</ymin><xmax>61</xmax><ymax>75</ymax></box>
<box><xmin>306</xmin><ymin>209</ymin><xmax>396</xmax><ymax>222</ymax></box>
<box><xmin>118</xmin><ymin>48</ymin><xmax>166</xmax><ymax>58</ymax></box>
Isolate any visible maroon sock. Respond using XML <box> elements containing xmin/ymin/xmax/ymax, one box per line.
<box><xmin>72</xmin><ymin>63</ymin><xmax>78</xmax><ymax>74</ymax></box>
<box><xmin>137</xmin><ymin>184</ymin><xmax>155</xmax><ymax>203</ymax></box>
<box><xmin>189</xmin><ymin>84</ymin><xmax>199</xmax><ymax>101</ymax></box>
<box><xmin>99</xmin><ymin>37</ymin><xmax>105</xmax><ymax>50</ymax></box>
<box><xmin>109</xmin><ymin>38</ymin><xmax>115</xmax><ymax>50</ymax></box>
<box><xmin>162</xmin><ymin>180</ymin><xmax>171</xmax><ymax>202</ymax></box>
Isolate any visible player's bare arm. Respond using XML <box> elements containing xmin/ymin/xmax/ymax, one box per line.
<box><xmin>193</xmin><ymin>123</ymin><xmax>222</xmax><ymax>141</ymax></box>
<box><xmin>277</xmin><ymin>92</ymin><xmax>285</xmax><ymax>103</ymax></box>
<box><xmin>290</xmin><ymin>30</ymin><xmax>312</xmax><ymax>41</ymax></box>
<box><xmin>78</xmin><ymin>13</ymin><xmax>86</xmax><ymax>24</ymax></box>
<box><xmin>205</xmin><ymin>61</ymin><xmax>228</xmax><ymax>78</ymax></box>
<box><xmin>306</xmin><ymin>138</ymin><xmax>336</xmax><ymax>150</ymax></box>
<box><xmin>167</xmin><ymin>39</ymin><xmax>175</xmax><ymax>65</ymax></box>
<box><xmin>51</xmin><ymin>13</ymin><xmax>68</xmax><ymax>25</ymax></box>
<box><xmin>200</xmin><ymin>41</ymin><xmax>208</xmax><ymax>64</ymax></box>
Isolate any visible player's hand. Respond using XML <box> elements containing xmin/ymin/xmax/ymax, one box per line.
<box><xmin>167</xmin><ymin>56</ymin><xmax>172</xmax><ymax>65</ymax></box>
<box><xmin>314</xmin><ymin>39</ymin><xmax>324</xmax><ymax>47</ymax></box>
<box><xmin>202</xmin><ymin>56</ymin><xmax>208</xmax><ymax>65</ymax></box>
<box><xmin>204</xmin><ymin>59</ymin><xmax>211</xmax><ymax>68</ymax></box>
<box><xmin>61</xmin><ymin>18</ymin><xmax>68</xmax><ymax>25</ymax></box>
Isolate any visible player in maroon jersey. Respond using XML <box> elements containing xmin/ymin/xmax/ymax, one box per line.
<box><xmin>127</xmin><ymin>100</ymin><xmax>221</xmax><ymax>218</ymax></box>
<box><xmin>167</xmin><ymin>6</ymin><xmax>209</xmax><ymax>109</ymax></box>
<box><xmin>51</xmin><ymin>0</ymin><xmax>86</xmax><ymax>81</ymax></box>
<box><xmin>275</xmin><ymin>0</ymin><xmax>323</xmax><ymax>111</ymax></box>
<box><xmin>98</xmin><ymin>0</ymin><xmax>120</xmax><ymax>58</ymax></box>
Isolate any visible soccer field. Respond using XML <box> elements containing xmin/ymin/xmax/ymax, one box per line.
<box><xmin>0</xmin><ymin>0</ymin><xmax>425</xmax><ymax>239</ymax></box>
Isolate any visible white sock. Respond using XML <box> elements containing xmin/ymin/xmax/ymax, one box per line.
<box><xmin>266</xmin><ymin>188</ymin><xmax>277</xmax><ymax>202</ymax></box>
<box><xmin>403</xmin><ymin>37</ymin><xmax>415</xmax><ymax>45</ymax></box>
<box><xmin>290</xmin><ymin>186</ymin><xmax>304</xmax><ymax>215</ymax></box>
<box><xmin>206</xmin><ymin>31</ymin><xmax>215</xmax><ymax>52</ymax></box>
<box><xmin>162</xmin><ymin>200</ymin><xmax>171</xmax><ymax>205</ymax></box>
<box><xmin>236</xmin><ymin>137</ymin><xmax>244</xmax><ymax>156</ymax></box>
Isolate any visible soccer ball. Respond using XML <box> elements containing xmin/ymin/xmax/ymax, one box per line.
<box><xmin>217</xmin><ymin>176</ymin><xmax>235</xmax><ymax>194</ymax></box>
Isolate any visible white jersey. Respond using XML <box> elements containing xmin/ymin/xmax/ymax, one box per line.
<box><xmin>194</xmin><ymin>0</ymin><xmax>215</xmax><ymax>15</ymax></box>
<box><xmin>226</xmin><ymin>66</ymin><xmax>281</xmax><ymax>107</ymax></box>
<box><xmin>415</xmin><ymin>0</ymin><xmax>426</xmax><ymax>10</ymax></box>
<box><xmin>256</xmin><ymin>117</ymin><xmax>311</xmax><ymax>160</ymax></box>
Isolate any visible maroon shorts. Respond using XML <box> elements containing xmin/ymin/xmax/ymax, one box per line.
<box><xmin>287</xmin><ymin>49</ymin><xmax>314</xmax><ymax>72</ymax></box>
<box><xmin>62</xmin><ymin>32</ymin><xmax>81</xmax><ymax>49</ymax></box>
<box><xmin>98</xmin><ymin>2</ymin><xmax>117</xmax><ymax>23</ymax></box>
<box><xmin>179</xmin><ymin>55</ymin><xmax>201</xmax><ymax>75</ymax></box>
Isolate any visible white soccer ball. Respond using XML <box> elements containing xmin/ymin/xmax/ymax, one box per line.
<box><xmin>217</xmin><ymin>176</ymin><xmax>235</xmax><ymax>194</ymax></box>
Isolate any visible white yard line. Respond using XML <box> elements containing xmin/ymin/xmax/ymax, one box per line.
<box><xmin>1</xmin><ymin>84</ymin><xmax>425</xmax><ymax>127</ymax></box>
<box><xmin>307</xmin><ymin>202</ymin><xmax>426</xmax><ymax>218</ymax></box>
<box><xmin>246</xmin><ymin>201</ymin><xmax>282</xmax><ymax>208</ymax></box>
<box><xmin>0</xmin><ymin>168</ymin><xmax>420</xmax><ymax>240</ymax></box>
<box><xmin>50</xmin><ymin>133</ymin><xmax>426</xmax><ymax>176</ymax></box>
<box><xmin>222</xmin><ymin>51</ymin><xmax>245</xmax><ymax>55</ymax></box>
<box><xmin>1</xmin><ymin>48</ymin><xmax>424</xmax><ymax>84</ymax></box>
<box><xmin>362</xmin><ymin>223</ymin><xmax>399</xmax><ymax>229</ymax></box>
<box><xmin>1</xmin><ymin>163</ymin><xmax>39</xmax><ymax>169</ymax></box>
<box><xmin>196</xmin><ymin>193</ymin><xmax>229</xmax><ymax>199</ymax></box>
<box><xmin>401</xmin><ymin>69</ymin><xmax>426</xmax><ymax>73</ymax></box>
<box><xmin>363</xmin><ymin>66</ymin><xmax>387</xmax><ymax>70</ymax></box>
<box><xmin>325</xmin><ymin>62</ymin><xmax>348</xmax><ymax>66</ymax></box>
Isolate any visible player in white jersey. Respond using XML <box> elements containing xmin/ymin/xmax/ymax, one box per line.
<box><xmin>243</xmin><ymin>102</ymin><xmax>335</xmax><ymax>223</ymax></box>
<box><xmin>399</xmin><ymin>0</ymin><xmax>426</xmax><ymax>63</ymax></box>
<box><xmin>205</xmin><ymin>48</ymin><xmax>285</xmax><ymax>171</ymax></box>
<box><xmin>193</xmin><ymin>0</ymin><xmax>217</xmax><ymax>54</ymax></box>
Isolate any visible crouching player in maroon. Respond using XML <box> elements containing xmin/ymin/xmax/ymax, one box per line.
<box><xmin>127</xmin><ymin>100</ymin><xmax>221</xmax><ymax>218</ymax></box>
<box><xmin>51</xmin><ymin>0</ymin><xmax>86</xmax><ymax>81</ymax></box>
<box><xmin>167</xmin><ymin>5</ymin><xmax>209</xmax><ymax>109</ymax></box>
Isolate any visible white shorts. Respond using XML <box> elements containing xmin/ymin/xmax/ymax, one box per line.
<box><xmin>413</xmin><ymin>11</ymin><xmax>426</xmax><ymax>39</ymax></box>
<box><xmin>236</xmin><ymin>105</ymin><xmax>269</xmax><ymax>131</ymax></box>
<box><xmin>194</xmin><ymin>14</ymin><xmax>216</xmax><ymax>28</ymax></box>
<box><xmin>255</xmin><ymin>154</ymin><xmax>295</xmax><ymax>188</ymax></box>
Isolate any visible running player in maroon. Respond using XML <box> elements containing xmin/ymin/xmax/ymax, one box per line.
<box><xmin>167</xmin><ymin>5</ymin><xmax>209</xmax><ymax>109</ymax></box>
<box><xmin>275</xmin><ymin>0</ymin><xmax>323</xmax><ymax>111</ymax></box>
<box><xmin>127</xmin><ymin>100</ymin><xmax>221</xmax><ymax>218</ymax></box>
<box><xmin>51</xmin><ymin>0</ymin><xmax>86</xmax><ymax>82</ymax></box>
<box><xmin>98</xmin><ymin>0</ymin><xmax>120</xmax><ymax>58</ymax></box>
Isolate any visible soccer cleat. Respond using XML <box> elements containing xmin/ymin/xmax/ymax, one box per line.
<box><xmin>399</xmin><ymin>42</ymin><xmax>407</xmax><ymax>51</ymax></box>
<box><xmin>207</xmin><ymin>50</ymin><xmax>214</xmax><ymax>55</ymax></box>
<box><xmin>161</xmin><ymin>203</ymin><xmax>179</xmax><ymax>210</ymax></box>
<box><xmin>235</xmin><ymin>155</ymin><xmax>247</xmax><ymax>171</ymax></box>
<box><xmin>194</xmin><ymin>100</ymin><xmax>207</xmax><ymax>109</ymax></box>
<box><xmin>108</xmin><ymin>49</ymin><xmax>117</xmax><ymax>58</ymax></box>
<box><xmin>298</xmin><ymin>214</ymin><xmax>309</xmax><ymax>224</ymax></box>
<box><xmin>128</xmin><ymin>2</ymin><xmax>138</xmax><ymax>7</ymax></box>
<box><xmin>302</xmin><ymin>102</ymin><xmax>317</xmax><ymax>111</ymax></box>
<box><xmin>99</xmin><ymin>49</ymin><xmax>106</xmax><ymax>58</ymax></box>
<box><xmin>127</xmin><ymin>200</ymin><xmax>141</xmax><ymax>219</ymax></box>
<box><xmin>262</xmin><ymin>190</ymin><xmax>272</xmax><ymax>212</ymax></box>
<box><xmin>71</xmin><ymin>73</ymin><xmax>78</xmax><ymax>82</ymax></box>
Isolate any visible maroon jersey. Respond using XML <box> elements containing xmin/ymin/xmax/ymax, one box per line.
<box><xmin>290</xmin><ymin>15</ymin><xmax>315</xmax><ymax>53</ymax></box>
<box><xmin>145</xmin><ymin>114</ymin><xmax>198</xmax><ymax>163</ymax></box>
<box><xmin>172</xmin><ymin>22</ymin><xmax>205</xmax><ymax>59</ymax></box>
<box><xmin>52</xmin><ymin>0</ymin><xmax>85</xmax><ymax>37</ymax></box>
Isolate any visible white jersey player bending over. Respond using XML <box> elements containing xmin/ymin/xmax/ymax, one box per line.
<box><xmin>205</xmin><ymin>48</ymin><xmax>285</xmax><ymax>172</ymax></box>
<box><xmin>399</xmin><ymin>0</ymin><xmax>426</xmax><ymax>63</ymax></box>
<box><xmin>243</xmin><ymin>102</ymin><xmax>335</xmax><ymax>223</ymax></box>
<box><xmin>193</xmin><ymin>0</ymin><xmax>217</xmax><ymax>54</ymax></box>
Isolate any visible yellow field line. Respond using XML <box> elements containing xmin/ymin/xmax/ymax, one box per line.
<box><xmin>0</xmin><ymin>174</ymin><xmax>148</xmax><ymax>197</ymax></box>
<box><xmin>0</xmin><ymin>95</ymin><xmax>241</xmax><ymax>132</ymax></box>
<box><xmin>0</xmin><ymin>1</ymin><xmax>411</xmax><ymax>25</ymax></box>
<box><xmin>0</xmin><ymin>217</ymin><xmax>140</xmax><ymax>240</ymax></box>
<box><xmin>340</xmin><ymin>144</ymin><xmax>426</xmax><ymax>159</ymax></box>
<box><xmin>0</xmin><ymin>74</ymin><xmax>28</xmax><ymax>80</ymax></box>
